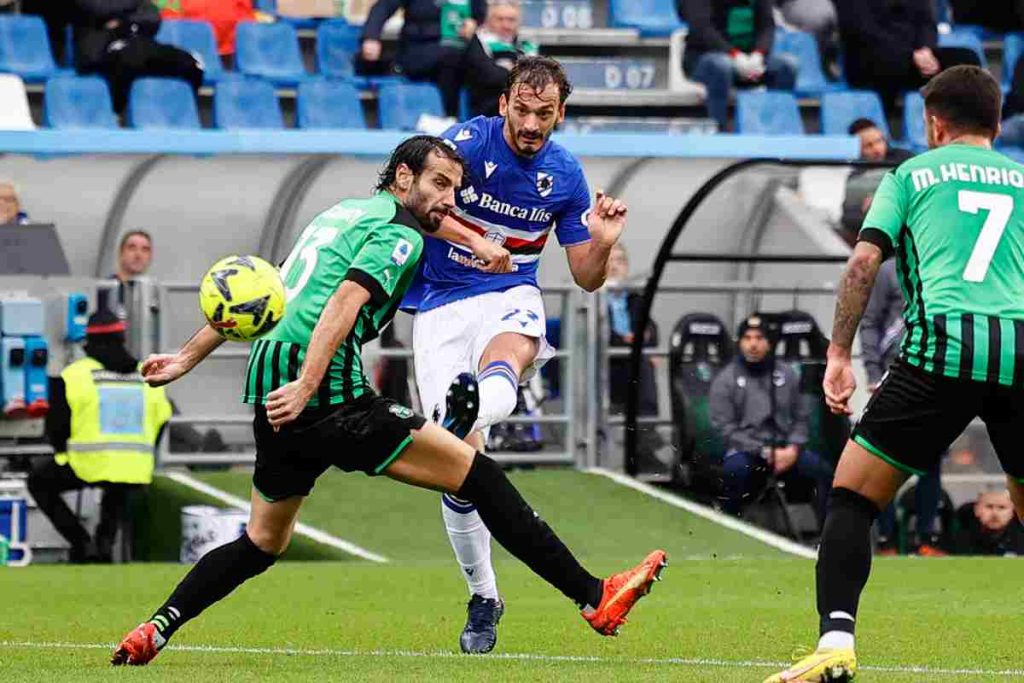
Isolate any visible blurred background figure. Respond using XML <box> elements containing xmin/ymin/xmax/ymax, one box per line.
<box><xmin>948</xmin><ymin>0</ymin><xmax>1024</xmax><ymax>33</ymax></box>
<box><xmin>361</xmin><ymin>0</ymin><xmax>486</xmax><ymax>117</ymax></box>
<box><xmin>709</xmin><ymin>315</ymin><xmax>833</xmax><ymax>519</ymax></box>
<box><xmin>605</xmin><ymin>244</ymin><xmax>663</xmax><ymax>472</ymax></box>
<box><xmin>464</xmin><ymin>0</ymin><xmax>538</xmax><ymax>118</ymax></box>
<box><xmin>0</xmin><ymin>181</ymin><xmax>29</xmax><ymax>226</ymax></box>
<box><xmin>953</xmin><ymin>489</ymin><xmax>1024</xmax><ymax>556</ymax></box>
<box><xmin>678</xmin><ymin>0</ymin><xmax>798</xmax><ymax>131</ymax></box>
<box><xmin>28</xmin><ymin>310</ymin><xmax>172</xmax><ymax>563</ymax></box>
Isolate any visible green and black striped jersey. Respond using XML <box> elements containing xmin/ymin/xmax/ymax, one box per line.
<box><xmin>860</xmin><ymin>144</ymin><xmax>1024</xmax><ymax>387</ymax></box>
<box><xmin>243</xmin><ymin>192</ymin><xmax>424</xmax><ymax>408</ymax></box>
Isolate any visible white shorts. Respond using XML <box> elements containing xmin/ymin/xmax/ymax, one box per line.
<box><xmin>412</xmin><ymin>285</ymin><xmax>555</xmax><ymax>426</ymax></box>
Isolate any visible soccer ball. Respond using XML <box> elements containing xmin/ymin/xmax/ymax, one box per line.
<box><xmin>199</xmin><ymin>255</ymin><xmax>285</xmax><ymax>342</ymax></box>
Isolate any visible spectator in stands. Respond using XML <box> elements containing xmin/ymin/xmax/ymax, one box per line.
<box><xmin>953</xmin><ymin>489</ymin><xmax>1024</xmax><ymax>556</ymax></box>
<box><xmin>464</xmin><ymin>0</ymin><xmax>538</xmax><ymax>118</ymax></box>
<box><xmin>361</xmin><ymin>0</ymin><xmax>487</xmax><ymax>117</ymax></box>
<box><xmin>834</xmin><ymin>0</ymin><xmax>981</xmax><ymax>111</ymax></box>
<box><xmin>28</xmin><ymin>309</ymin><xmax>172</xmax><ymax>563</ymax></box>
<box><xmin>605</xmin><ymin>244</ymin><xmax>663</xmax><ymax>471</ymax></box>
<box><xmin>709</xmin><ymin>314</ymin><xmax>833</xmax><ymax>519</ymax></box>
<box><xmin>0</xmin><ymin>182</ymin><xmax>29</xmax><ymax>226</ymax></box>
<box><xmin>678</xmin><ymin>0</ymin><xmax>798</xmax><ymax>131</ymax></box>
<box><xmin>156</xmin><ymin>0</ymin><xmax>257</xmax><ymax>56</ymax></box>
<box><xmin>948</xmin><ymin>1</ymin><xmax>1024</xmax><ymax>33</ymax></box>
<box><xmin>69</xmin><ymin>0</ymin><xmax>204</xmax><ymax>113</ymax></box>
<box><xmin>774</xmin><ymin>0</ymin><xmax>840</xmax><ymax>79</ymax></box>
<box><xmin>861</xmin><ymin>255</ymin><xmax>945</xmax><ymax>555</ymax></box>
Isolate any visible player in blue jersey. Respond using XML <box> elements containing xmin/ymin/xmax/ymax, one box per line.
<box><xmin>402</xmin><ymin>56</ymin><xmax>629</xmax><ymax>654</ymax></box>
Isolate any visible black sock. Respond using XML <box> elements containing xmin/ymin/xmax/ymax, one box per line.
<box><xmin>457</xmin><ymin>452</ymin><xmax>602</xmax><ymax>608</ymax></box>
<box><xmin>816</xmin><ymin>487</ymin><xmax>879</xmax><ymax>637</ymax></box>
<box><xmin>149</xmin><ymin>532</ymin><xmax>276</xmax><ymax>641</ymax></box>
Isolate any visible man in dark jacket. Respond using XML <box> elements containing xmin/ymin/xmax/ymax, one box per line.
<box><xmin>361</xmin><ymin>0</ymin><xmax>487</xmax><ymax>117</ymax></box>
<box><xmin>834</xmin><ymin>0</ymin><xmax>979</xmax><ymax>110</ymax></box>
<box><xmin>953</xmin><ymin>489</ymin><xmax>1024</xmax><ymax>556</ymax></box>
<box><xmin>69</xmin><ymin>0</ymin><xmax>204</xmax><ymax>113</ymax></box>
<box><xmin>463</xmin><ymin>0</ymin><xmax>538</xmax><ymax>118</ymax></box>
<box><xmin>677</xmin><ymin>0</ymin><xmax>798</xmax><ymax>131</ymax></box>
<box><xmin>709</xmin><ymin>314</ymin><xmax>833</xmax><ymax>518</ymax></box>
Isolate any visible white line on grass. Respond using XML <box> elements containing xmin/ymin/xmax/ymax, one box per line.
<box><xmin>2</xmin><ymin>641</ymin><xmax>1021</xmax><ymax>678</ymax></box>
<box><xmin>162</xmin><ymin>471</ymin><xmax>388</xmax><ymax>563</ymax></box>
<box><xmin>585</xmin><ymin>468</ymin><xmax>818</xmax><ymax>560</ymax></box>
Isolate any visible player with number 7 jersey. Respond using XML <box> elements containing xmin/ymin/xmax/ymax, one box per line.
<box><xmin>861</xmin><ymin>143</ymin><xmax>1024</xmax><ymax>385</ymax></box>
<box><xmin>766</xmin><ymin>66</ymin><xmax>1024</xmax><ymax>683</ymax></box>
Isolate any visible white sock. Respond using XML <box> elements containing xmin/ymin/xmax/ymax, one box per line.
<box><xmin>817</xmin><ymin>630</ymin><xmax>855</xmax><ymax>651</ymax></box>
<box><xmin>473</xmin><ymin>361</ymin><xmax>519</xmax><ymax>432</ymax></box>
<box><xmin>441</xmin><ymin>494</ymin><xmax>499</xmax><ymax>600</ymax></box>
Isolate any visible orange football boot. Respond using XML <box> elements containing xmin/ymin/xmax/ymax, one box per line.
<box><xmin>582</xmin><ymin>549</ymin><xmax>667</xmax><ymax>636</ymax></box>
<box><xmin>111</xmin><ymin>622</ymin><xmax>163</xmax><ymax>666</ymax></box>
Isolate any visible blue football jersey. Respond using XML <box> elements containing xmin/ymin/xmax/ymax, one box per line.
<box><xmin>402</xmin><ymin>116</ymin><xmax>592</xmax><ymax>313</ymax></box>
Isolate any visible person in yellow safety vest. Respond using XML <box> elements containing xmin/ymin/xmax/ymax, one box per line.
<box><xmin>28</xmin><ymin>309</ymin><xmax>172</xmax><ymax>563</ymax></box>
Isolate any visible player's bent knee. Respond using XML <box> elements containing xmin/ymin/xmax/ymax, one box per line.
<box><xmin>246</xmin><ymin>526</ymin><xmax>291</xmax><ymax>556</ymax></box>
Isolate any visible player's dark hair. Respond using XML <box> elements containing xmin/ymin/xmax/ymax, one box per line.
<box><xmin>375</xmin><ymin>135</ymin><xmax>467</xmax><ymax>193</ymax></box>
<box><xmin>119</xmin><ymin>229</ymin><xmax>152</xmax><ymax>251</ymax></box>
<box><xmin>848</xmin><ymin>118</ymin><xmax>880</xmax><ymax>136</ymax></box>
<box><xmin>505</xmin><ymin>55</ymin><xmax>572</xmax><ymax>104</ymax></box>
<box><xmin>921</xmin><ymin>65</ymin><xmax>1002</xmax><ymax>139</ymax></box>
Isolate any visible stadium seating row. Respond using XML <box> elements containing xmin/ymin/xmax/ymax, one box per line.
<box><xmin>41</xmin><ymin>74</ymin><xmax>445</xmax><ymax>131</ymax></box>
<box><xmin>737</xmin><ymin>89</ymin><xmax>927</xmax><ymax>149</ymax></box>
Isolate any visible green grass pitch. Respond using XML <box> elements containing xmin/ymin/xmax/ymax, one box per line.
<box><xmin>1</xmin><ymin>469</ymin><xmax>1022</xmax><ymax>681</ymax></box>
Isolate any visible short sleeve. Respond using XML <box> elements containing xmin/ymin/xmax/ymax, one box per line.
<box><xmin>554</xmin><ymin>172</ymin><xmax>592</xmax><ymax>247</ymax></box>
<box><xmin>859</xmin><ymin>171</ymin><xmax>907</xmax><ymax>258</ymax></box>
<box><xmin>345</xmin><ymin>227</ymin><xmax>423</xmax><ymax>307</ymax></box>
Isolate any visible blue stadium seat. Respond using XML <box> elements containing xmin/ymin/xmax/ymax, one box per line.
<box><xmin>126</xmin><ymin>78</ymin><xmax>200</xmax><ymax>130</ymax></box>
<box><xmin>44</xmin><ymin>75</ymin><xmax>118</xmax><ymax>129</ymax></box>
<box><xmin>156</xmin><ymin>20</ymin><xmax>223</xmax><ymax>83</ymax></box>
<box><xmin>609</xmin><ymin>0</ymin><xmax>685</xmax><ymax>37</ymax></box>
<box><xmin>903</xmin><ymin>91</ymin><xmax>926</xmax><ymax>150</ymax></box>
<box><xmin>938</xmin><ymin>29</ymin><xmax>987</xmax><ymax>68</ymax></box>
<box><xmin>297</xmin><ymin>78</ymin><xmax>365</xmax><ymax>129</ymax></box>
<box><xmin>377</xmin><ymin>81</ymin><xmax>444</xmax><ymax>130</ymax></box>
<box><xmin>773</xmin><ymin>29</ymin><xmax>843</xmax><ymax>96</ymax></box>
<box><xmin>735</xmin><ymin>91</ymin><xmax>803</xmax><ymax>135</ymax></box>
<box><xmin>820</xmin><ymin>90</ymin><xmax>888</xmax><ymax>137</ymax></box>
<box><xmin>235</xmin><ymin>22</ymin><xmax>306</xmax><ymax>86</ymax></box>
<box><xmin>0</xmin><ymin>15</ymin><xmax>57</xmax><ymax>83</ymax></box>
<box><xmin>213</xmin><ymin>76</ymin><xmax>283</xmax><ymax>129</ymax></box>
<box><xmin>1003</xmin><ymin>33</ymin><xmax>1024</xmax><ymax>91</ymax></box>
<box><xmin>254</xmin><ymin>0</ymin><xmax>319</xmax><ymax>29</ymax></box>
<box><xmin>316</xmin><ymin>20</ymin><xmax>360</xmax><ymax>79</ymax></box>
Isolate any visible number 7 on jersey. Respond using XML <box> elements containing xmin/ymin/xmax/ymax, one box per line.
<box><xmin>959</xmin><ymin>190</ymin><xmax>1014</xmax><ymax>283</ymax></box>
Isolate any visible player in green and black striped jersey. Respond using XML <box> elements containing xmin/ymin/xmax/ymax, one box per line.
<box><xmin>112</xmin><ymin>136</ymin><xmax>667</xmax><ymax>667</ymax></box>
<box><xmin>768</xmin><ymin>66</ymin><xmax>1024</xmax><ymax>683</ymax></box>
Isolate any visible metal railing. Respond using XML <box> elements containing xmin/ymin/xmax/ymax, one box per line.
<box><xmin>148</xmin><ymin>283</ymin><xmax>590</xmax><ymax>468</ymax></box>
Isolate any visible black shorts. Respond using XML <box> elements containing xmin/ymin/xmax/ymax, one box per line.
<box><xmin>252</xmin><ymin>393</ymin><xmax>426</xmax><ymax>502</ymax></box>
<box><xmin>852</xmin><ymin>358</ymin><xmax>1024</xmax><ymax>479</ymax></box>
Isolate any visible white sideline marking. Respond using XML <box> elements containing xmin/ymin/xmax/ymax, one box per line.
<box><xmin>1</xmin><ymin>641</ymin><xmax>1022</xmax><ymax>677</ymax></box>
<box><xmin>162</xmin><ymin>471</ymin><xmax>388</xmax><ymax>563</ymax></box>
<box><xmin>585</xmin><ymin>468</ymin><xmax>818</xmax><ymax>560</ymax></box>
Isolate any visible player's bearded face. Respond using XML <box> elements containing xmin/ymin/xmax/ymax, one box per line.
<box><xmin>406</xmin><ymin>156</ymin><xmax>461</xmax><ymax>230</ymax></box>
<box><xmin>501</xmin><ymin>83</ymin><xmax>565</xmax><ymax>156</ymax></box>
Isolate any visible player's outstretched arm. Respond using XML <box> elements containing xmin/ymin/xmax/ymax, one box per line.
<box><xmin>429</xmin><ymin>215</ymin><xmax>513</xmax><ymax>273</ymax></box>
<box><xmin>265</xmin><ymin>280</ymin><xmax>370</xmax><ymax>428</ymax></box>
<box><xmin>824</xmin><ymin>241</ymin><xmax>883</xmax><ymax>415</ymax></box>
<box><xmin>142</xmin><ymin>324</ymin><xmax>225</xmax><ymax>387</ymax></box>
